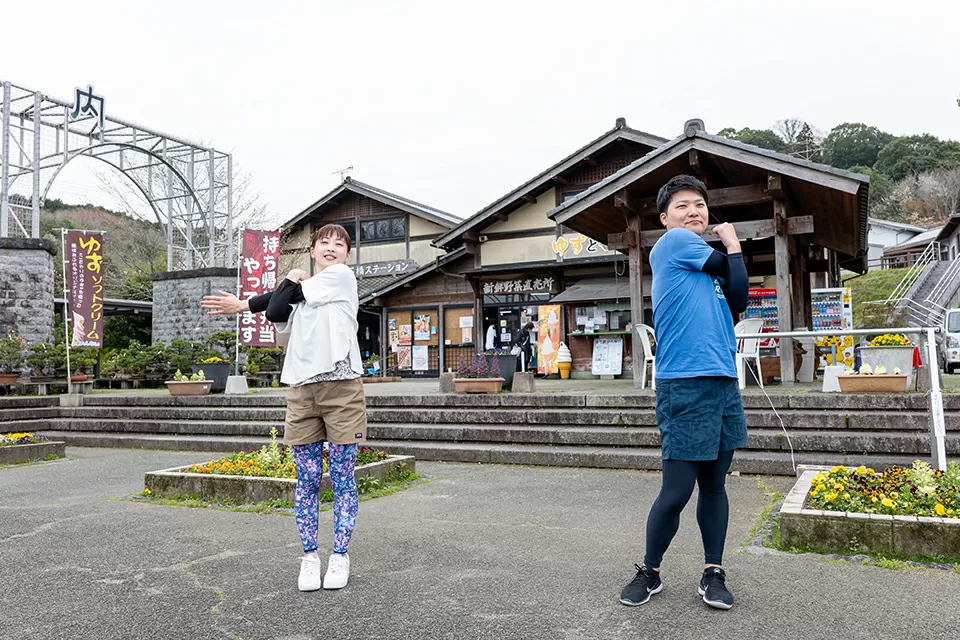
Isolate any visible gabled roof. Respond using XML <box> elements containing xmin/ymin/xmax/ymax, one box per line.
<box><xmin>887</xmin><ymin>227</ymin><xmax>941</xmax><ymax>252</ymax></box>
<box><xmin>868</xmin><ymin>217</ymin><xmax>928</xmax><ymax>233</ymax></box>
<box><xmin>359</xmin><ymin>246</ymin><xmax>469</xmax><ymax>305</ymax></box>
<box><xmin>547</xmin><ymin>124</ymin><xmax>871</xmax><ymax>260</ymax></box>
<box><xmin>283</xmin><ymin>177</ymin><xmax>461</xmax><ymax>230</ymax></box>
<box><xmin>433</xmin><ymin>118</ymin><xmax>667</xmax><ymax>249</ymax></box>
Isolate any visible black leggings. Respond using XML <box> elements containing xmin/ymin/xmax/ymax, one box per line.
<box><xmin>643</xmin><ymin>449</ymin><xmax>735</xmax><ymax>568</ymax></box>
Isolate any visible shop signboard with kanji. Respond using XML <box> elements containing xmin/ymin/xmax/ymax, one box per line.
<box><xmin>239</xmin><ymin>229</ymin><xmax>281</xmax><ymax>347</ymax></box>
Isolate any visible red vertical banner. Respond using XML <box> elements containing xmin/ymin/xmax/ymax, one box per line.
<box><xmin>240</xmin><ymin>229</ymin><xmax>281</xmax><ymax>346</ymax></box>
<box><xmin>65</xmin><ymin>231</ymin><xmax>105</xmax><ymax>349</ymax></box>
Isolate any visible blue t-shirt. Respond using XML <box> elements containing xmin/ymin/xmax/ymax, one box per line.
<box><xmin>649</xmin><ymin>228</ymin><xmax>737</xmax><ymax>379</ymax></box>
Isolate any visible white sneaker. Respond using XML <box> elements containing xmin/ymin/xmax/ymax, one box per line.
<box><xmin>298</xmin><ymin>556</ymin><xmax>323</xmax><ymax>591</ymax></box>
<box><xmin>323</xmin><ymin>553</ymin><xmax>350</xmax><ymax>589</ymax></box>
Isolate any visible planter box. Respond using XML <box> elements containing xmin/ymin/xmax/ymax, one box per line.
<box><xmin>780</xmin><ymin>465</ymin><xmax>960</xmax><ymax>558</ymax></box>
<box><xmin>144</xmin><ymin>455</ymin><xmax>416</xmax><ymax>504</ymax></box>
<box><xmin>859</xmin><ymin>345</ymin><xmax>915</xmax><ymax>389</ymax></box>
<box><xmin>192</xmin><ymin>362</ymin><xmax>231</xmax><ymax>392</ymax></box>
<box><xmin>486</xmin><ymin>355</ymin><xmax>517</xmax><ymax>390</ymax></box>
<box><xmin>454</xmin><ymin>378</ymin><xmax>504</xmax><ymax>394</ymax></box>
<box><xmin>0</xmin><ymin>441</ymin><xmax>65</xmax><ymax>465</ymax></box>
<box><xmin>165</xmin><ymin>380</ymin><xmax>213</xmax><ymax>396</ymax></box>
<box><xmin>837</xmin><ymin>374</ymin><xmax>908</xmax><ymax>393</ymax></box>
<box><xmin>0</xmin><ymin>373</ymin><xmax>21</xmax><ymax>385</ymax></box>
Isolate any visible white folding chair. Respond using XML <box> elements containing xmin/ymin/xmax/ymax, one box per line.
<box><xmin>734</xmin><ymin>318</ymin><xmax>764</xmax><ymax>390</ymax></box>
<box><xmin>635</xmin><ymin>324</ymin><xmax>656</xmax><ymax>390</ymax></box>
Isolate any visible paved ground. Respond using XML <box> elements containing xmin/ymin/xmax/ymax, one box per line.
<box><xmin>2</xmin><ymin>449</ymin><xmax>960</xmax><ymax>639</ymax></box>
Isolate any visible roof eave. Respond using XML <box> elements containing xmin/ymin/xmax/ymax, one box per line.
<box><xmin>433</xmin><ymin>125</ymin><xmax>666</xmax><ymax>250</ymax></box>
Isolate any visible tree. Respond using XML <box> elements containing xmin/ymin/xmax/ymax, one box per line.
<box><xmin>849</xmin><ymin>165</ymin><xmax>895</xmax><ymax>215</ymax></box>
<box><xmin>874</xmin><ymin>134</ymin><xmax>960</xmax><ymax>182</ymax></box>
<box><xmin>822</xmin><ymin>123</ymin><xmax>894</xmax><ymax>170</ymax></box>
<box><xmin>716</xmin><ymin>127</ymin><xmax>787</xmax><ymax>153</ymax></box>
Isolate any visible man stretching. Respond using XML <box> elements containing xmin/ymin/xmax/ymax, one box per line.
<box><xmin>619</xmin><ymin>175</ymin><xmax>749</xmax><ymax>610</ymax></box>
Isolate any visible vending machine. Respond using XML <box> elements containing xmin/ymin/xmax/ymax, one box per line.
<box><xmin>742</xmin><ymin>287</ymin><xmax>854</xmax><ymax>367</ymax></box>
<box><xmin>811</xmin><ymin>287</ymin><xmax>854</xmax><ymax>369</ymax></box>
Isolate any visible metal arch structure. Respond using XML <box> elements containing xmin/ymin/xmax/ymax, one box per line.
<box><xmin>0</xmin><ymin>80</ymin><xmax>233</xmax><ymax>270</ymax></box>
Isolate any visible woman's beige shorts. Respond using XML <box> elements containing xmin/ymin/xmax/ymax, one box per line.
<box><xmin>283</xmin><ymin>378</ymin><xmax>368</xmax><ymax>446</ymax></box>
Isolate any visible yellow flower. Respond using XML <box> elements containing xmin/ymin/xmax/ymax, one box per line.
<box><xmin>843</xmin><ymin>493</ymin><xmax>851</xmax><ymax>500</ymax></box>
<box><xmin>881</xmin><ymin>498</ymin><xmax>894</xmax><ymax>508</ymax></box>
<box><xmin>935</xmin><ymin>504</ymin><xmax>947</xmax><ymax>516</ymax></box>
<box><xmin>834</xmin><ymin>483</ymin><xmax>844</xmax><ymax>491</ymax></box>
<box><xmin>830</xmin><ymin>466</ymin><xmax>845</xmax><ymax>474</ymax></box>
<box><xmin>826</xmin><ymin>493</ymin><xmax>838</xmax><ymax>503</ymax></box>
<box><xmin>856</xmin><ymin>466</ymin><xmax>867</xmax><ymax>474</ymax></box>
<box><xmin>816</xmin><ymin>483</ymin><xmax>826</xmax><ymax>493</ymax></box>
<box><xmin>872</xmin><ymin>497</ymin><xmax>878</xmax><ymax>503</ymax></box>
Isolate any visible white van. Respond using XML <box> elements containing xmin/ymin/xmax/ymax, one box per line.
<box><xmin>939</xmin><ymin>308</ymin><xmax>960</xmax><ymax>373</ymax></box>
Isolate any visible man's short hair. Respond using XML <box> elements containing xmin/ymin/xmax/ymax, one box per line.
<box><xmin>656</xmin><ymin>175</ymin><xmax>709</xmax><ymax>213</ymax></box>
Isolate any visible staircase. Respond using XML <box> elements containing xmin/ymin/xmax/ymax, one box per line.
<box><xmin>4</xmin><ymin>393</ymin><xmax>958</xmax><ymax>476</ymax></box>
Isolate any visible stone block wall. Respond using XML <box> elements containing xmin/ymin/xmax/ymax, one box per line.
<box><xmin>151</xmin><ymin>268</ymin><xmax>239</xmax><ymax>345</ymax></box>
<box><xmin>0</xmin><ymin>238</ymin><xmax>56</xmax><ymax>345</ymax></box>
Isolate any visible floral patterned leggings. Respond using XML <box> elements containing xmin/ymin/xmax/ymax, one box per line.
<box><xmin>292</xmin><ymin>441</ymin><xmax>358</xmax><ymax>555</ymax></box>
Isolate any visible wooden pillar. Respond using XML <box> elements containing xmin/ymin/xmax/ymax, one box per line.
<box><xmin>469</xmin><ymin>278</ymin><xmax>483</xmax><ymax>355</ymax></box>
<box><xmin>791</xmin><ymin>237</ymin><xmax>812</xmax><ymax>331</ymax></box>
<box><xmin>438</xmin><ymin>302</ymin><xmax>446</xmax><ymax>373</ymax></box>
<box><xmin>627</xmin><ymin>215</ymin><xmax>644</xmax><ymax>388</ymax></box>
<box><xmin>774</xmin><ymin>199</ymin><xmax>795</xmax><ymax>385</ymax></box>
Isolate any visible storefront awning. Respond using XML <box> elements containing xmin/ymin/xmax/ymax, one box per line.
<box><xmin>550</xmin><ymin>278</ymin><xmax>633</xmax><ymax>305</ymax></box>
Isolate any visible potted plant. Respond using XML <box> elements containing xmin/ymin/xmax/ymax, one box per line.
<box><xmin>0</xmin><ymin>331</ymin><xmax>27</xmax><ymax>384</ymax></box>
<box><xmin>483</xmin><ymin>348</ymin><xmax>517</xmax><ymax>389</ymax></box>
<box><xmin>453</xmin><ymin>355</ymin><xmax>504</xmax><ymax>394</ymax></box>
<box><xmin>26</xmin><ymin>342</ymin><xmax>67</xmax><ymax>380</ymax></box>
<box><xmin>858</xmin><ymin>333</ymin><xmax>915</xmax><ymax>387</ymax></box>
<box><xmin>837</xmin><ymin>363</ymin><xmax>909</xmax><ymax>393</ymax></box>
<box><xmin>195</xmin><ymin>331</ymin><xmax>236</xmax><ymax>392</ymax></box>
<box><xmin>166</xmin><ymin>369</ymin><xmax>213</xmax><ymax>396</ymax></box>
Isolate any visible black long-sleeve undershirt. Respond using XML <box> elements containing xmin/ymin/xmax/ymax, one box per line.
<box><xmin>246</xmin><ymin>278</ymin><xmax>305</xmax><ymax>323</ymax></box>
<box><xmin>702</xmin><ymin>250</ymin><xmax>748</xmax><ymax>316</ymax></box>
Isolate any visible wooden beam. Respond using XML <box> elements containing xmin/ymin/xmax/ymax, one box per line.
<box><xmin>583</xmin><ymin>156</ymin><xmax>599</xmax><ymax>167</ymax></box>
<box><xmin>520</xmin><ymin>195</ymin><xmax>537</xmax><ymax>204</ymax></box>
<box><xmin>774</xmin><ymin>200</ymin><xmax>794</xmax><ymax>385</ymax></box>
<box><xmin>463</xmin><ymin>231</ymin><xmax>480</xmax><ymax>242</ymax></box>
<box><xmin>641</xmin><ymin>215</ymin><xmax>813</xmax><ymax>248</ymax></box>
<box><xmin>607</xmin><ymin>230</ymin><xmax>637</xmax><ymax>251</ymax></box>
<box><xmin>632</xmin><ymin>183</ymin><xmax>774</xmax><ymax>216</ymax></box>
<box><xmin>613</xmin><ymin>189</ymin><xmax>637</xmax><ymax>214</ymax></box>
<box><xmin>552</xmin><ymin>175</ymin><xmax>569</xmax><ymax>185</ymax></box>
<box><xmin>767</xmin><ymin>173</ymin><xmax>784</xmax><ymax>199</ymax></box>
<box><xmin>746</xmin><ymin>259</ymin><xmax>828</xmax><ymax>277</ymax></box>
<box><xmin>493</xmin><ymin>212</ymin><xmax>510</xmax><ymax>221</ymax></box>
<box><xmin>689</xmin><ymin>150</ymin><xmax>706</xmax><ymax>181</ymax></box>
<box><xmin>627</xmin><ymin>216</ymin><xmax>644</xmax><ymax>389</ymax></box>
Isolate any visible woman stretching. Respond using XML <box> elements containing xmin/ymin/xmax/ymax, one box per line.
<box><xmin>201</xmin><ymin>224</ymin><xmax>366</xmax><ymax>592</ymax></box>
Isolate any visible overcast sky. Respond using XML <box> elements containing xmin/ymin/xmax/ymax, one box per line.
<box><xmin>6</xmin><ymin>0</ymin><xmax>960</xmax><ymax>226</ymax></box>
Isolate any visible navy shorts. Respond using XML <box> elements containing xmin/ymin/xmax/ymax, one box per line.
<box><xmin>654</xmin><ymin>376</ymin><xmax>748</xmax><ymax>461</ymax></box>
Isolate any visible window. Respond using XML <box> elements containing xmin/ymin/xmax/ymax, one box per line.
<box><xmin>561</xmin><ymin>189</ymin><xmax>586</xmax><ymax>203</ymax></box>
<box><xmin>360</xmin><ymin>216</ymin><xmax>406</xmax><ymax>243</ymax></box>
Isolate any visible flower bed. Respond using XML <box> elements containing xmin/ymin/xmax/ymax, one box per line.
<box><xmin>780</xmin><ymin>462</ymin><xmax>960</xmax><ymax>558</ymax></box>
<box><xmin>0</xmin><ymin>432</ymin><xmax>65</xmax><ymax>465</ymax></box>
<box><xmin>144</xmin><ymin>429</ymin><xmax>412</xmax><ymax>504</ymax></box>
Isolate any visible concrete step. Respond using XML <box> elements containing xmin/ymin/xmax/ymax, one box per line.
<box><xmin>367</xmin><ymin>440</ymin><xmax>925</xmax><ymax>476</ymax></box>
<box><xmin>0</xmin><ymin>397</ymin><xmax>60</xmax><ymax>409</ymax></box>
<box><xmin>33</xmin><ymin>430</ymin><xmax>941</xmax><ymax>476</ymax></box>
<box><xmin>74</xmin><ymin>391</ymin><xmax>960</xmax><ymax>412</ymax></box>
<box><xmin>37</xmin><ymin>430</ymin><xmax>269</xmax><ymax>453</ymax></box>
<box><xmin>60</xmin><ymin>406</ymin><xmax>288</xmax><ymax>422</ymax></box>
<box><xmin>0</xmin><ymin>407</ymin><xmax>62</xmax><ymax>422</ymax></box>
<box><xmin>54</xmin><ymin>418</ymin><xmax>285</xmax><ymax>437</ymax></box>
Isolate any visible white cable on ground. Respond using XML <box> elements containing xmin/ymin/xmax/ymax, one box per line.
<box><xmin>745</xmin><ymin>362</ymin><xmax>797</xmax><ymax>474</ymax></box>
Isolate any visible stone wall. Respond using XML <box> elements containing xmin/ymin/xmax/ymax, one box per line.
<box><xmin>0</xmin><ymin>238</ymin><xmax>56</xmax><ymax>345</ymax></box>
<box><xmin>151</xmin><ymin>268</ymin><xmax>239</xmax><ymax>344</ymax></box>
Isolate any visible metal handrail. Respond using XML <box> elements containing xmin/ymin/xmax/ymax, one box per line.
<box><xmin>736</xmin><ymin>326</ymin><xmax>946</xmax><ymax>470</ymax></box>
<box><xmin>886</xmin><ymin>241</ymin><xmax>941</xmax><ymax>303</ymax></box>
<box><xmin>926</xmin><ymin>254</ymin><xmax>960</xmax><ymax>306</ymax></box>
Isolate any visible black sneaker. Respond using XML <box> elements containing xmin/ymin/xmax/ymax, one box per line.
<box><xmin>698</xmin><ymin>567</ymin><xmax>733</xmax><ymax>610</ymax></box>
<box><xmin>619</xmin><ymin>564</ymin><xmax>663</xmax><ymax>606</ymax></box>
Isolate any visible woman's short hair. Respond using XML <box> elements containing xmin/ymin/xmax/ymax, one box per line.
<box><xmin>311</xmin><ymin>224</ymin><xmax>352</xmax><ymax>253</ymax></box>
